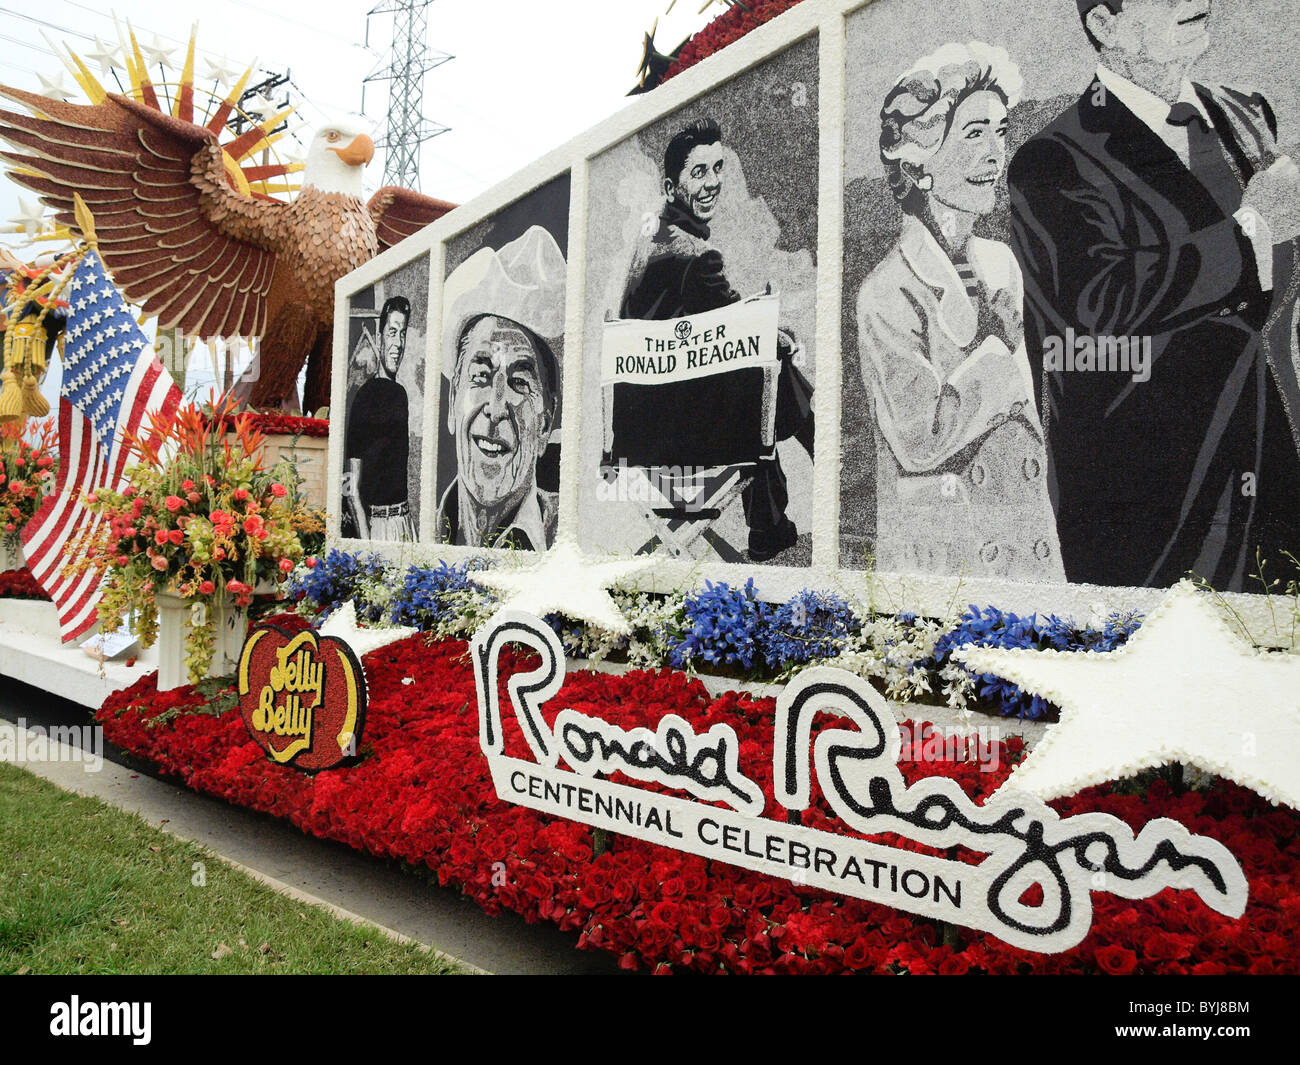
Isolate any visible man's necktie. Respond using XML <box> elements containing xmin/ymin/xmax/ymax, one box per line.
<box><xmin>1168</xmin><ymin>100</ymin><xmax>1244</xmax><ymax>217</ymax></box>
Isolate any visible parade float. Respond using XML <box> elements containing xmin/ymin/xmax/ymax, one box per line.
<box><xmin>2</xmin><ymin>0</ymin><xmax>1300</xmax><ymax>974</ymax></box>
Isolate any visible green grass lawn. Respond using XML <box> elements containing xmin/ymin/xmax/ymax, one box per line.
<box><xmin>0</xmin><ymin>761</ymin><xmax>468</xmax><ymax>974</ymax></box>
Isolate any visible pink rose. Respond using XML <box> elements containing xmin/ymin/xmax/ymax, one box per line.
<box><xmin>151</xmin><ymin>556</ymin><xmax>168</xmax><ymax>571</ymax></box>
<box><xmin>164</xmin><ymin>495</ymin><xmax>184</xmax><ymax>512</ymax></box>
<box><xmin>270</xmin><ymin>483</ymin><xmax>287</xmax><ymax>498</ymax></box>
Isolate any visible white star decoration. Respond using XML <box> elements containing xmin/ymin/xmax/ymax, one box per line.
<box><xmin>8</xmin><ymin>196</ymin><xmax>47</xmax><ymax>238</ymax></box>
<box><xmin>952</xmin><ymin>581</ymin><xmax>1300</xmax><ymax>809</ymax></box>
<box><xmin>203</xmin><ymin>54</ymin><xmax>244</xmax><ymax>88</ymax></box>
<box><xmin>85</xmin><ymin>37</ymin><xmax>122</xmax><ymax>77</ymax></box>
<box><xmin>36</xmin><ymin>71</ymin><xmax>75</xmax><ymax>102</ymax></box>
<box><xmin>138</xmin><ymin>33</ymin><xmax>177</xmax><ymax>69</ymax></box>
<box><xmin>318</xmin><ymin>601</ymin><xmax>416</xmax><ymax>658</ymax></box>
<box><xmin>241</xmin><ymin>92</ymin><xmax>277</xmax><ymax>120</ymax></box>
<box><xmin>469</xmin><ymin>541</ymin><xmax>652</xmax><ymax>636</ymax></box>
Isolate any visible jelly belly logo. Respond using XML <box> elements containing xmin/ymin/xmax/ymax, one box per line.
<box><xmin>236</xmin><ymin>624</ymin><xmax>366</xmax><ymax>771</ymax></box>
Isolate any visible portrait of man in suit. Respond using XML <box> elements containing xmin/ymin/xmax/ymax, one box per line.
<box><xmin>1008</xmin><ymin>0</ymin><xmax>1300</xmax><ymax>591</ymax></box>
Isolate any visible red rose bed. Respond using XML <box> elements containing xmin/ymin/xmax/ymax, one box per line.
<box><xmin>97</xmin><ymin>633</ymin><xmax>1300</xmax><ymax>974</ymax></box>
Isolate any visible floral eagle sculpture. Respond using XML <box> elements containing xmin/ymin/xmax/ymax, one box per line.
<box><xmin>0</xmin><ymin>31</ymin><xmax>456</xmax><ymax>411</ymax></box>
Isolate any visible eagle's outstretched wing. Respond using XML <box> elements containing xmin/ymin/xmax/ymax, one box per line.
<box><xmin>0</xmin><ymin>86</ymin><xmax>280</xmax><ymax>338</ymax></box>
<box><xmin>367</xmin><ymin>185</ymin><xmax>456</xmax><ymax>251</ymax></box>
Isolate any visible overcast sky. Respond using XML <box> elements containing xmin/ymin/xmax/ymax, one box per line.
<box><xmin>0</xmin><ymin>0</ymin><xmax>717</xmax><ymax>236</ymax></box>
<box><xmin>0</xmin><ymin>0</ymin><xmax>719</xmax><ymax>403</ymax></box>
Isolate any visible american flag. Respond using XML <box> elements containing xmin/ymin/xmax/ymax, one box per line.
<box><xmin>21</xmin><ymin>249</ymin><xmax>181</xmax><ymax>642</ymax></box>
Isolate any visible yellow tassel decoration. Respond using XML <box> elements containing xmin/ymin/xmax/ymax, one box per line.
<box><xmin>10</xmin><ymin>317</ymin><xmax>47</xmax><ymax>371</ymax></box>
<box><xmin>22</xmin><ymin>373</ymin><xmax>49</xmax><ymax>418</ymax></box>
<box><xmin>0</xmin><ymin>368</ymin><xmax>21</xmax><ymax>423</ymax></box>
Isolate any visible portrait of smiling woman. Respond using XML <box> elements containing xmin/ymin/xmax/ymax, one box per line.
<box><xmin>855</xmin><ymin>41</ymin><xmax>1063</xmax><ymax>581</ymax></box>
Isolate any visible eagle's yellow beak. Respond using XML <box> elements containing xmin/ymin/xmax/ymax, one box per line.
<box><xmin>331</xmin><ymin>133</ymin><xmax>375</xmax><ymax>167</ymax></box>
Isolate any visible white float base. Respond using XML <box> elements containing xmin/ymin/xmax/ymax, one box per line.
<box><xmin>0</xmin><ymin>598</ymin><xmax>157</xmax><ymax>710</ymax></box>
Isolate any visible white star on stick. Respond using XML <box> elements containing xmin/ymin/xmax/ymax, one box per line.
<box><xmin>36</xmin><ymin>71</ymin><xmax>75</xmax><ymax>101</ymax></box>
<box><xmin>241</xmin><ymin>92</ymin><xmax>277</xmax><ymax>120</ymax></box>
<box><xmin>203</xmin><ymin>54</ymin><xmax>244</xmax><ymax>88</ymax></box>
<box><xmin>469</xmin><ymin>541</ymin><xmax>652</xmax><ymax>636</ymax></box>
<box><xmin>953</xmin><ymin>580</ymin><xmax>1300</xmax><ymax>809</ymax></box>
<box><xmin>139</xmin><ymin>33</ymin><xmax>177</xmax><ymax>69</ymax></box>
<box><xmin>318</xmin><ymin>600</ymin><xmax>417</xmax><ymax>658</ymax></box>
<box><xmin>85</xmin><ymin>36</ymin><xmax>122</xmax><ymax>77</ymax></box>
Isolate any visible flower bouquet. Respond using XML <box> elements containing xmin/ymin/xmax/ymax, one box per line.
<box><xmin>79</xmin><ymin>397</ymin><xmax>326</xmax><ymax>684</ymax></box>
<box><xmin>0</xmin><ymin>417</ymin><xmax>57</xmax><ymax>565</ymax></box>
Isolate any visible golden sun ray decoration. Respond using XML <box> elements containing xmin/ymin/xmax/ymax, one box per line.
<box><xmin>49</xmin><ymin>23</ymin><xmax>302</xmax><ymax>203</ymax></box>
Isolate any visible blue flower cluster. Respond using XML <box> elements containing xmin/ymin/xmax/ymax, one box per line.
<box><xmin>933</xmin><ymin>604</ymin><xmax>1143</xmax><ymax>719</ymax></box>
<box><xmin>759</xmin><ymin>589</ymin><xmax>857</xmax><ymax>666</ymax></box>
<box><xmin>669</xmin><ymin>579</ymin><xmax>770</xmax><ymax>670</ymax></box>
<box><xmin>289</xmin><ymin>556</ymin><xmax>1143</xmax><ymax>717</ymax></box>
<box><xmin>288</xmin><ymin>548</ymin><xmax>387</xmax><ymax>621</ymax></box>
<box><xmin>389</xmin><ymin>558</ymin><xmax>496</xmax><ymax>629</ymax></box>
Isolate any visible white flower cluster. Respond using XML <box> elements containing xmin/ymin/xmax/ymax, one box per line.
<box><xmin>557</xmin><ymin>589</ymin><xmax>679</xmax><ymax>669</ymax></box>
<box><xmin>832</xmin><ymin>612</ymin><xmax>954</xmax><ymax>703</ymax></box>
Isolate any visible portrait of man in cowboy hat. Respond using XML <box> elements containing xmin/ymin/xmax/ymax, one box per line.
<box><xmin>436</xmin><ymin>225</ymin><xmax>566</xmax><ymax>551</ymax></box>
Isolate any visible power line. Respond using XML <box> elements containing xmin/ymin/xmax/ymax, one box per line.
<box><xmin>212</xmin><ymin>0</ymin><xmax>364</xmax><ymax>52</ymax></box>
<box><xmin>0</xmin><ymin>7</ymin><xmax>95</xmax><ymax>44</ymax></box>
<box><xmin>0</xmin><ymin>58</ymin><xmax>43</xmax><ymax>79</ymax></box>
<box><xmin>0</xmin><ymin>32</ymin><xmax>59</xmax><ymax>57</ymax></box>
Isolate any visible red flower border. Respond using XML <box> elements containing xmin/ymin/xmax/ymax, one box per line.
<box><xmin>0</xmin><ymin>566</ymin><xmax>51</xmax><ymax>601</ymax></box>
<box><xmin>209</xmin><ymin>413</ymin><xmax>330</xmax><ymax>439</ymax></box>
<box><xmin>96</xmin><ymin>633</ymin><xmax>1300</xmax><ymax>974</ymax></box>
<box><xmin>663</xmin><ymin>0</ymin><xmax>806</xmax><ymax>84</ymax></box>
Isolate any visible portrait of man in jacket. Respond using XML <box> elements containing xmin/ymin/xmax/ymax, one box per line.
<box><xmin>618</xmin><ymin>118</ymin><xmax>815</xmax><ymax>563</ymax></box>
<box><xmin>1008</xmin><ymin>0</ymin><xmax>1300</xmax><ymax>591</ymax></box>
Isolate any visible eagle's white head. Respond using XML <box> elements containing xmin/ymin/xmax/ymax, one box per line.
<box><xmin>302</xmin><ymin>117</ymin><xmax>375</xmax><ymax>197</ymax></box>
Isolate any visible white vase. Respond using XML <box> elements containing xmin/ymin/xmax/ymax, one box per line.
<box><xmin>155</xmin><ymin>589</ymin><xmax>249</xmax><ymax>692</ymax></box>
<box><xmin>0</xmin><ymin>534</ymin><xmax>24</xmax><ymax>574</ymax></box>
